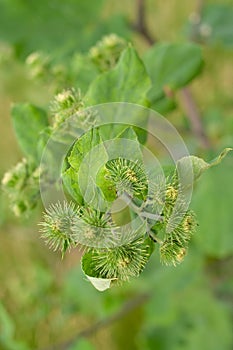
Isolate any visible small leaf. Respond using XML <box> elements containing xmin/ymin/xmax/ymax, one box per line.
<box><xmin>11</xmin><ymin>103</ymin><xmax>48</xmax><ymax>161</ymax></box>
<box><xmin>176</xmin><ymin>148</ymin><xmax>232</xmax><ymax>183</ymax></box>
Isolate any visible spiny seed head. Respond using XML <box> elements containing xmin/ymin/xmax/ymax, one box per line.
<box><xmin>176</xmin><ymin>248</ymin><xmax>187</xmax><ymax>263</ymax></box>
<box><xmin>39</xmin><ymin>201</ymin><xmax>78</xmax><ymax>254</ymax></box>
<box><xmin>89</xmin><ymin>34</ymin><xmax>127</xmax><ymax>72</ymax></box>
<box><xmin>106</xmin><ymin>158</ymin><xmax>148</xmax><ymax>198</ymax></box>
<box><xmin>89</xmin><ymin>237</ymin><xmax>150</xmax><ymax>281</ymax></box>
<box><xmin>1</xmin><ymin>158</ymin><xmax>28</xmax><ymax>190</ymax></box>
<box><xmin>182</xmin><ymin>212</ymin><xmax>197</xmax><ymax>233</ymax></box>
<box><xmin>71</xmin><ymin>208</ymin><xmax>117</xmax><ymax>248</ymax></box>
<box><xmin>160</xmin><ymin>240</ymin><xmax>187</xmax><ymax>266</ymax></box>
<box><xmin>50</xmin><ymin>88</ymin><xmax>85</xmax><ymax>128</ymax></box>
<box><xmin>166</xmin><ymin>185</ymin><xmax>178</xmax><ymax>201</ymax></box>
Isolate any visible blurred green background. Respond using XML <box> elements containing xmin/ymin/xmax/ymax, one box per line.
<box><xmin>0</xmin><ymin>0</ymin><xmax>233</xmax><ymax>349</ymax></box>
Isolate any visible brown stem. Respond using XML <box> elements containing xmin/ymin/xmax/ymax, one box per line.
<box><xmin>40</xmin><ymin>293</ymin><xmax>151</xmax><ymax>350</ymax></box>
<box><xmin>133</xmin><ymin>0</ymin><xmax>156</xmax><ymax>45</ymax></box>
<box><xmin>196</xmin><ymin>0</ymin><xmax>204</xmax><ymax>15</ymax></box>
<box><xmin>179</xmin><ymin>87</ymin><xmax>210</xmax><ymax>149</ymax></box>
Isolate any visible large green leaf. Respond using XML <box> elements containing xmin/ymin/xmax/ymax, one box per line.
<box><xmin>63</xmin><ymin>127</ymin><xmax>110</xmax><ymax>209</ymax></box>
<box><xmin>11</xmin><ymin>103</ymin><xmax>48</xmax><ymax>161</ymax></box>
<box><xmin>70</xmin><ymin>54</ymin><xmax>99</xmax><ymax>93</ymax></box>
<box><xmin>84</xmin><ymin>47</ymin><xmax>151</xmax><ymax>106</ymax></box>
<box><xmin>143</xmin><ymin>42</ymin><xmax>203</xmax><ymax>107</ymax></box>
<box><xmin>0</xmin><ymin>0</ymin><xmax>105</xmax><ymax>57</ymax></box>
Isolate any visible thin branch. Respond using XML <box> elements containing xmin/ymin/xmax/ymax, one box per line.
<box><xmin>180</xmin><ymin>87</ymin><xmax>211</xmax><ymax>149</ymax></box>
<box><xmin>40</xmin><ymin>292</ymin><xmax>151</xmax><ymax>350</ymax></box>
<box><xmin>196</xmin><ymin>0</ymin><xmax>204</xmax><ymax>15</ymax></box>
<box><xmin>132</xmin><ymin>0</ymin><xmax>156</xmax><ymax>45</ymax></box>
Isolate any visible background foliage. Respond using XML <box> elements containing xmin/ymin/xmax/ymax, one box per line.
<box><xmin>0</xmin><ymin>0</ymin><xmax>232</xmax><ymax>349</ymax></box>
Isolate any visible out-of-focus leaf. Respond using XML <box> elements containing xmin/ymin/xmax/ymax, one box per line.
<box><xmin>69</xmin><ymin>338</ymin><xmax>96</xmax><ymax>350</ymax></box>
<box><xmin>192</xmin><ymin>159</ymin><xmax>233</xmax><ymax>257</ymax></box>
<box><xmin>143</xmin><ymin>43</ymin><xmax>203</xmax><ymax>108</ymax></box>
<box><xmin>84</xmin><ymin>47</ymin><xmax>151</xmax><ymax>106</ymax></box>
<box><xmin>140</xmin><ymin>288</ymin><xmax>233</xmax><ymax>350</ymax></box>
<box><xmin>0</xmin><ymin>0</ymin><xmax>105</xmax><ymax>57</ymax></box>
<box><xmin>0</xmin><ymin>303</ymin><xmax>29</xmax><ymax>350</ymax></box>
<box><xmin>70</xmin><ymin>54</ymin><xmax>99</xmax><ymax>93</ymax></box>
<box><xmin>199</xmin><ymin>5</ymin><xmax>233</xmax><ymax>48</ymax></box>
<box><xmin>11</xmin><ymin>103</ymin><xmax>48</xmax><ymax>161</ymax></box>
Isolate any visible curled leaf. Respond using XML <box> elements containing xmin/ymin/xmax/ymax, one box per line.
<box><xmin>176</xmin><ymin>148</ymin><xmax>232</xmax><ymax>183</ymax></box>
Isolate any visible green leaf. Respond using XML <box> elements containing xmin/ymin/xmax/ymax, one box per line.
<box><xmin>199</xmin><ymin>5</ymin><xmax>233</xmax><ymax>48</ymax></box>
<box><xmin>192</xmin><ymin>159</ymin><xmax>233</xmax><ymax>257</ymax></box>
<box><xmin>84</xmin><ymin>46</ymin><xmax>151</xmax><ymax>106</ymax></box>
<box><xmin>0</xmin><ymin>303</ymin><xmax>29</xmax><ymax>350</ymax></box>
<box><xmin>143</xmin><ymin>42</ymin><xmax>203</xmax><ymax>106</ymax></box>
<box><xmin>176</xmin><ymin>148</ymin><xmax>232</xmax><ymax>182</ymax></box>
<box><xmin>63</xmin><ymin>125</ymin><xmax>145</xmax><ymax>206</ymax></box>
<box><xmin>70</xmin><ymin>54</ymin><xmax>99</xmax><ymax>93</ymax></box>
<box><xmin>63</xmin><ymin>128</ymin><xmax>109</xmax><ymax>209</ymax></box>
<box><xmin>0</xmin><ymin>0</ymin><xmax>105</xmax><ymax>58</ymax></box>
<box><xmin>67</xmin><ymin>128</ymin><xmax>102</xmax><ymax>170</ymax></box>
<box><xmin>11</xmin><ymin>103</ymin><xmax>48</xmax><ymax>161</ymax></box>
<box><xmin>69</xmin><ymin>338</ymin><xmax>96</xmax><ymax>350</ymax></box>
<box><xmin>62</xmin><ymin>167</ymin><xmax>84</xmax><ymax>205</ymax></box>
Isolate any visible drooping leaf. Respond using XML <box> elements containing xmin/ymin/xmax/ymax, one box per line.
<box><xmin>176</xmin><ymin>148</ymin><xmax>232</xmax><ymax>183</ymax></box>
<box><xmin>11</xmin><ymin>103</ymin><xmax>48</xmax><ymax>161</ymax></box>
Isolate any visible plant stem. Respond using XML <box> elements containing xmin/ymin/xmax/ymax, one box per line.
<box><xmin>196</xmin><ymin>0</ymin><xmax>204</xmax><ymax>15</ymax></box>
<box><xmin>179</xmin><ymin>87</ymin><xmax>211</xmax><ymax>149</ymax></box>
<box><xmin>132</xmin><ymin>0</ymin><xmax>156</xmax><ymax>45</ymax></box>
